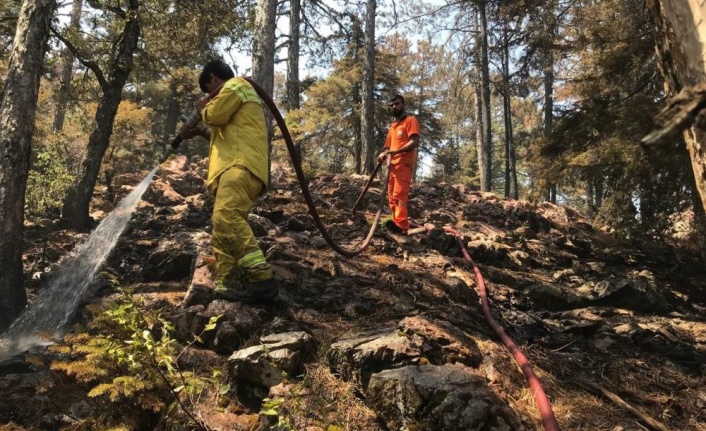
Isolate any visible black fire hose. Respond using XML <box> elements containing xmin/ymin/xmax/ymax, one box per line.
<box><xmin>351</xmin><ymin>161</ymin><xmax>383</xmax><ymax>215</ymax></box>
<box><xmin>243</xmin><ymin>77</ymin><xmax>389</xmax><ymax>258</ymax></box>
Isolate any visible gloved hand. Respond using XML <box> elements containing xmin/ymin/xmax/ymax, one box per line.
<box><xmin>179</xmin><ymin>123</ymin><xmax>206</xmax><ymax>140</ymax></box>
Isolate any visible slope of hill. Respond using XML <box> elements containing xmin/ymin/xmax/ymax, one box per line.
<box><xmin>2</xmin><ymin>156</ymin><xmax>705</xmax><ymax>431</ymax></box>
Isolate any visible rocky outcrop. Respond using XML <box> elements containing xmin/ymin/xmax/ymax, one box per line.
<box><xmin>368</xmin><ymin>364</ymin><xmax>526</xmax><ymax>431</ymax></box>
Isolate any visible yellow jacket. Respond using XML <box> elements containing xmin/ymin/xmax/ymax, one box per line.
<box><xmin>201</xmin><ymin>77</ymin><xmax>269</xmax><ymax>191</ymax></box>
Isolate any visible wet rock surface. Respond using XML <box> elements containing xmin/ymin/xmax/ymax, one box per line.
<box><xmin>4</xmin><ymin>158</ymin><xmax>706</xmax><ymax>430</ymax></box>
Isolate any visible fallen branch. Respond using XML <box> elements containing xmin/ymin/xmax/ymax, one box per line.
<box><xmin>575</xmin><ymin>378</ymin><xmax>671</xmax><ymax>431</ymax></box>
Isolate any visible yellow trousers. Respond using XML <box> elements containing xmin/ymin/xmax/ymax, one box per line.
<box><xmin>210</xmin><ymin>166</ymin><xmax>272</xmax><ymax>288</ymax></box>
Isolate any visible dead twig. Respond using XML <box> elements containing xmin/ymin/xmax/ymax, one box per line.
<box><xmin>575</xmin><ymin>378</ymin><xmax>671</xmax><ymax>431</ymax></box>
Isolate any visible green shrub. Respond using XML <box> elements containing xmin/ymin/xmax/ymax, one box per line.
<box><xmin>26</xmin><ymin>144</ymin><xmax>74</xmax><ymax>219</ymax></box>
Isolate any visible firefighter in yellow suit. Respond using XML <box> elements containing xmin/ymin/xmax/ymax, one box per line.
<box><xmin>180</xmin><ymin>59</ymin><xmax>277</xmax><ymax>302</ymax></box>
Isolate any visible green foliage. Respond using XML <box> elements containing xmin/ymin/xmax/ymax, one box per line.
<box><xmin>50</xmin><ymin>290</ymin><xmax>219</xmax><ymax>429</ymax></box>
<box><xmin>25</xmin><ymin>143</ymin><xmax>75</xmax><ymax>219</ymax></box>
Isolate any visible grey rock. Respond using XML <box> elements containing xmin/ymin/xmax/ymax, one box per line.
<box><xmin>183</xmin><ymin>249</ymin><xmax>215</xmax><ymax>307</ymax></box>
<box><xmin>310</xmin><ymin>236</ymin><xmax>327</xmax><ymax>248</ymax></box>
<box><xmin>367</xmin><ymin>364</ymin><xmax>525</xmax><ymax>431</ymax></box>
<box><xmin>327</xmin><ymin>329</ymin><xmax>423</xmax><ymax>388</ymax></box>
<box><xmin>228</xmin><ymin>331</ymin><xmax>317</xmax><ymax>388</ymax></box>
<box><xmin>69</xmin><ymin>400</ymin><xmax>93</xmax><ymax>419</ymax></box>
<box><xmin>143</xmin><ymin>233</ymin><xmax>198</xmax><ymax>281</ymax></box>
<box><xmin>166</xmin><ymin>170</ymin><xmax>205</xmax><ymax>197</ymax></box>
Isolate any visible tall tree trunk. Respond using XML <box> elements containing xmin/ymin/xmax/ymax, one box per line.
<box><xmin>252</xmin><ymin>0</ymin><xmax>277</xmax><ymax>185</ymax></box>
<box><xmin>51</xmin><ymin>0</ymin><xmax>81</xmax><ymax>132</ymax></box>
<box><xmin>287</xmin><ymin>0</ymin><xmax>302</xmax><ymax>158</ymax></box>
<box><xmin>510</xmin><ymin>145</ymin><xmax>518</xmax><ymax>199</ymax></box>
<box><xmin>415</xmin><ymin>47</ymin><xmax>426</xmax><ymax>181</ymax></box>
<box><xmin>361</xmin><ymin>0</ymin><xmax>376</xmax><ymax>174</ymax></box>
<box><xmin>647</xmin><ymin>0</ymin><xmax>706</xmax><ymax>216</ymax></box>
<box><xmin>544</xmin><ymin>62</ymin><xmax>555</xmax><ymax>204</ymax></box>
<box><xmin>61</xmin><ymin>0</ymin><xmax>140</xmax><ymax>229</ymax></box>
<box><xmin>287</xmin><ymin>0</ymin><xmax>301</xmax><ymax>157</ymax></box>
<box><xmin>353</xmin><ymin>81</ymin><xmax>362</xmax><ymax>174</ymax></box>
<box><xmin>0</xmin><ymin>0</ymin><xmax>55</xmax><ymax>331</ymax></box>
<box><xmin>474</xmin><ymin>82</ymin><xmax>484</xmax><ymax>190</ymax></box>
<box><xmin>501</xmin><ymin>20</ymin><xmax>516</xmax><ymax>199</ymax></box>
<box><xmin>479</xmin><ymin>1</ymin><xmax>492</xmax><ymax>192</ymax></box>
<box><xmin>586</xmin><ymin>180</ymin><xmax>594</xmax><ymax>217</ymax></box>
<box><xmin>595</xmin><ymin>180</ymin><xmax>603</xmax><ymax>208</ymax></box>
<box><xmin>543</xmin><ymin>1</ymin><xmax>556</xmax><ymax>204</ymax></box>
<box><xmin>352</xmin><ymin>15</ymin><xmax>363</xmax><ymax>174</ymax></box>
<box><xmin>162</xmin><ymin>80</ymin><xmax>179</xmax><ymax>150</ymax></box>
<box><xmin>286</xmin><ymin>0</ymin><xmax>300</xmax><ymax>112</ymax></box>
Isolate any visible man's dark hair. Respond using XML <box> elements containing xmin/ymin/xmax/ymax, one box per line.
<box><xmin>199</xmin><ymin>59</ymin><xmax>234</xmax><ymax>93</ymax></box>
<box><xmin>389</xmin><ymin>94</ymin><xmax>405</xmax><ymax>105</ymax></box>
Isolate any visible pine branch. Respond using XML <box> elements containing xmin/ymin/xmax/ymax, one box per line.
<box><xmin>50</xmin><ymin>26</ymin><xmax>108</xmax><ymax>90</ymax></box>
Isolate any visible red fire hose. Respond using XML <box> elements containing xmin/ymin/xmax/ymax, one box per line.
<box><xmin>411</xmin><ymin>222</ymin><xmax>561</xmax><ymax>431</ymax></box>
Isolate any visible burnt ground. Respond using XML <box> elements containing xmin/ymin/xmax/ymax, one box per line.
<box><xmin>2</xmin><ymin>155</ymin><xmax>706</xmax><ymax>431</ymax></box>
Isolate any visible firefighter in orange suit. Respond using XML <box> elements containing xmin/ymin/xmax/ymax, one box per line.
<box><xmin>378</xmin><ymin>94</ymin><xmax>421</xmax><ymax>234</ymax></box>
<box><xmin>179</xmin><ymin>59</ymin><xmax>277</xmax><ymax>303</ymax></box>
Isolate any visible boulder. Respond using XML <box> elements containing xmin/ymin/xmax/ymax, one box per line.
<box><xmin>367</xmin><ymin>364</ymin><xmax>525</xmax><ymax>431</ymax></box>
<box><xmin>183</xmin><ymin>248</ymin><xmax>215</xmax><ymax>307</ymax></box>
<box><xmin>143</xmin><ymin>233</ymin><xmax>199</xmax><ymax>281</ymax></box>
<box><xmin>166</xmin><ymin>170</ymin><xmax>205</xmax><ymax>197</ymax></box>
<box><xmin>201</xmin><ymin>300</ymin><xmax>268</xmax><ymax>352</ymax></box>
<box><xmin>399</xmin><ymin>316</ymin><xmax>483</xmax><ymax>367</ymax></box>
<box><xmin>228</xmin><ymin>332</ymin><xmax>317</xmax><ymax>388</ymax></box>
<box><xmin>327</xmin><ymin>329</ymin><xmax>423</xmax><ymax>388</ymax></box>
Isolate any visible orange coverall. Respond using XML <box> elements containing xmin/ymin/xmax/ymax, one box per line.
<box><xmin>384</xmin><ymin>115</ymin><xmax>421</xmax><ymax>232</ymax></box>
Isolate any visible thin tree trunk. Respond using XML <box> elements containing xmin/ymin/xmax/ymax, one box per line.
<box><xmin>479</xmin><ymin>1</ymin><xmax>492</xmax><ymax>192</ymax></box>
<box><xmin>287</xmin><ymin>0</ymin><xmax>300</xmax><ymax>111</ymax></box>
<box><xmin>353</xmin><ymin>81</ymin><xmax>362</xmax><ymax>174</ymax></box>
<box><xmin>586</xmin><ymin>180</ymin><xmax>594</xmax><ymax>217</ymax></box>
<box><xmin>474</xmin><ymin>82</ymin><xmax>484</xmax><ymax>190</ymax></box>
<box><xmin>252</xmin><ymin>0</ymin><xmax>277</xmax><ymax>185</ymax></box>
<box><xmin>287</xmin><ymin>0</ymin><xmax>301</xmax><ymax>157</ymax></box>
<box><xmin>352</xmin><ymin>16</ymin><xmax>363</xmax><ymax>174</ymax></box>
<box><xmin>415</xmin><ymin>50</ymin><xmax>426</xmax><ymax>181</ymax></box>
<box><xmin>510</xmin><ymin>144</ymin><xmax>518</xmax><ymax>199</ymax></box>
<box><xmin>361</xmin><ymin>0</ymin><xmax>376</xmax><ymax>174</ymax></box>
<box><xmin>543</xmin><ymin>1</ymin><xmax>556</xmax><ymax>203</ymax></box>
<box><xmin>0</xmin><ymin>0</ymin><xmax>56</xmax><ymax>331</ymax></box>
<box><xmin>162</xmin><ymin>80</ymin><xmax>179</xmax><ymax>150</ymax></box>
<box><xmin>61</xmin><ymin>0</ymin><xmax>140</xmax><ymax>229</ymax></box>
<box><xmin>595</xmin><ymin>180</ymin><xmax>603</xmax><ymax>208</ymax></box>
<box><xmin>52</xmin><ymin>0</ymin><xmax>81</xmax><ymax>133</ymax></box>
<box><xmin>502</xmin><ymin>20</ymin><xmax>514</xmax><ymax>198</ymax></box>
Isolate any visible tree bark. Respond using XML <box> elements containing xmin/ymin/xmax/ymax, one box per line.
<box><xmin>286</xmin><ymin>0</ymin><xmax>300</xmax><ymax>112</ymax></box>
<box><xmin>542</xmin><ymin>0</ymin><xmax>556</xmax><ymax>204</ymax></box>
<box><xmin>474</xmin><ymin>82</ymin><xmax>484</xmax><ymax>190</ymax></box>
<box><xmin>51</xmin><ymin>0</ymin><xmax>81</xmax><ymax>133</ymax></box>
<box><xmin>252</xmin><ymin>0</ymin><xmax>277</xmax><ymax>185</ymax></box>
<box><xmin>162</xmin><ymin>80</ymin><xmax>179</xmax><ymax>150</ymax></box>
<box><xmin>351</xmin><ymin>15</ymin><xmax>363</xmax><ymax>174</ymax></box>
<box><xmin>287</xmin><ymin>0</ymin><xmax>301</xmax><ymax>157</ymax></box>
<box><xmin>501</xmin><ymin>20</ymin><xmax>516</xmax><ymax>199</ymax></box>
<box><xmin>478</xmin><ymin>1</ymin><xmax>492</xmax><ymax>192</ymax></box>
<box><xmin>60</xmin><ymin>0</ymin><xmax>140</xmax><ymax>229</ymax></box>
<box><xmin>361</xmin><ymin>0</ymin><xmax>376</xmax><ymax>174</ymax></box>
<box><xmin>647</xmin><ymin>0</ymin><xmax>706</xmax><ymax>215</ymax></box>
<box><xmin>0</xmin><ymin>0</ymin><xmax>56</xmax><ymax>331</ymax></box>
